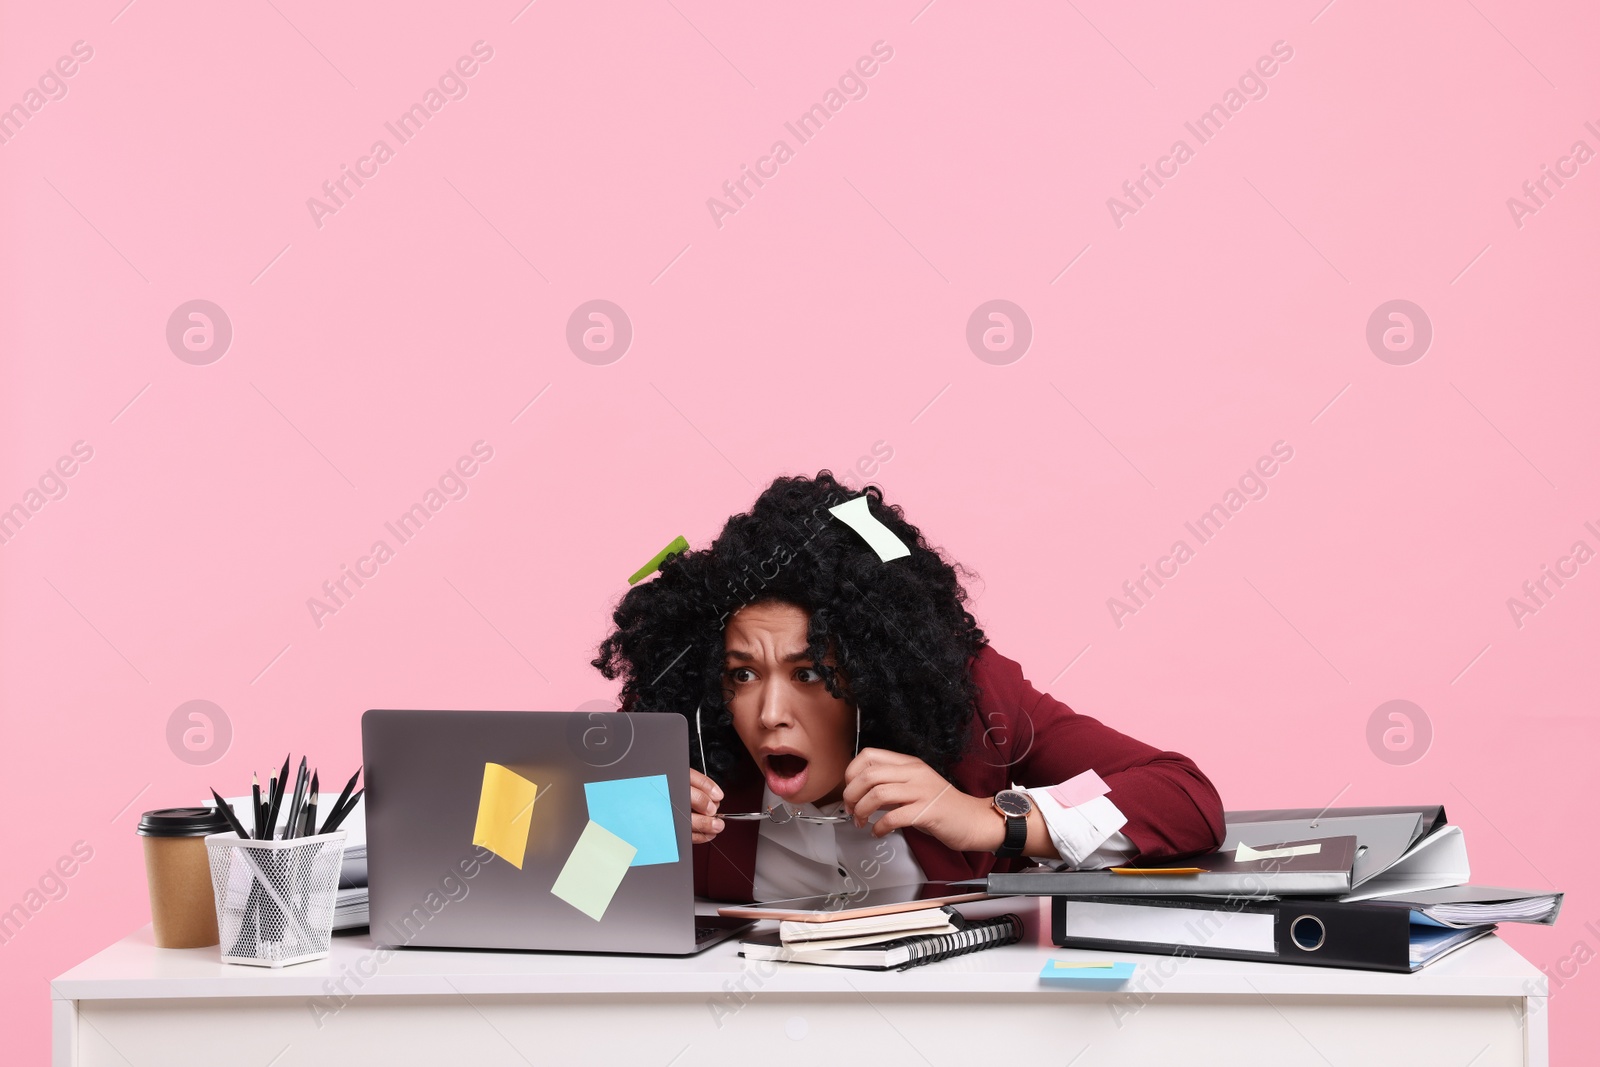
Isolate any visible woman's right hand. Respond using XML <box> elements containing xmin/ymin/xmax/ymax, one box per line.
<box><xmin>689</xmin><ymin>768</ymin><xmax>725</xmax><ymax>845</ymax></box>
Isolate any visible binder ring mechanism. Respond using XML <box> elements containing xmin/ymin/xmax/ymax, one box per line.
<box><xmin>1289</xmin><ymin>914</ymin><xmax>1327</xmax><ymax>952</ymax></box>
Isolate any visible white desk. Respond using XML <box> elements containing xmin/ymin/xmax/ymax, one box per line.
<box><xmin>53</xmin><ymin>905</ymin><xmax>1548</xmax><ymax>1067</ymax></box>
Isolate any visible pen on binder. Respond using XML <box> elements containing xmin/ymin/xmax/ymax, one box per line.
<box><xmin>1109</xmin><ymin>866</ymin><xmax>1206</xmax><ymax>875</ymax></box>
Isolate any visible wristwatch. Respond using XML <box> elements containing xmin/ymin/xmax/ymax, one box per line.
<box><xmin>991</xmin><ymin>789</ymin><xmax>1034</xmax><ymax>858</ymax></box>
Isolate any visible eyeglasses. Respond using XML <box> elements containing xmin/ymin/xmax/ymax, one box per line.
<box><xmin>696</xmin><ymin>702</ymin><xmax>860</xmax><ymax>825</ymax></box>
<box><xmin>717</xmin><ymin>803</ymin><xmax>850</xmax><ymax>825</ymax></box>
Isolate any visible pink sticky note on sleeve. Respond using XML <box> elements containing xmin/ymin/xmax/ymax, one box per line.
<box><xmin>1047</xmin><ymin>769</ymin><xmax>1110</xmax><ymax>809</ymax></box>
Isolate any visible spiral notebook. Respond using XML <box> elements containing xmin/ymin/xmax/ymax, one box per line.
<box><xmin>739</xmin><ymin>912</ymin><xmax>1024</xmax><ymax>971</ymax></box>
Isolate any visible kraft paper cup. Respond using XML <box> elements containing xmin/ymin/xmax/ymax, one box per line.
<box><xmin>138</xmin><ymin>807</ymin><xmax>230</xmax><ymax>948</ymax></box>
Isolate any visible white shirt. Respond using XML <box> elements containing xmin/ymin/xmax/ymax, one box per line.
<box><xmin>752</xmin><ymin>785</ymin><xmax>925</xmax><ymax>902</ymax></box>
<box><xmin>750</xmin><ymin>777</ymin><xmax>1140</xmax><ymax>901</ymax></box>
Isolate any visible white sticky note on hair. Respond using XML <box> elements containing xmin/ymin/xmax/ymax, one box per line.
<box><xmin>828</xmin><ymin>496</ymin><xmax>910</xmax><ymax>562</ymax></box>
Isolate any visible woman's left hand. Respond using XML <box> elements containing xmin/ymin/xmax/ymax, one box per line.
<box><xmin>840</xmin><ymin>748</ymin><xmax>999</xmax><ymax>853</ymax></box>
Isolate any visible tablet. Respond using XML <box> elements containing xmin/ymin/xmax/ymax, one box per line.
<box><xmin>717</xmin><ymin>881</ymin><xmax>992</xmax><ymax>923</ymax></box>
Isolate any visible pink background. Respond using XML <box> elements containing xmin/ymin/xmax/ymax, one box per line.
<box><xmin>2</xmin><ymin>0</ymin><xmax>1596</xmax><ymax>1061</ymax></box>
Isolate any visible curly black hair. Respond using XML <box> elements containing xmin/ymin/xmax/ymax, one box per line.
<box><xmin>592</xmin><ymin>472</ymin><xmax>988</xmax><ymax>786</ymax></box>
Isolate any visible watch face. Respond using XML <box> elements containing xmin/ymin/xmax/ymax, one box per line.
<box><xmin>994</xmin><ymin>790</ymin><xmax>1033</xmax><ymax>817</ymax></box>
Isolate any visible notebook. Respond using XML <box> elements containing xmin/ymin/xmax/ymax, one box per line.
<box><xmin>778</xmin><ymin>905</ymin><xmax>956</xmax><ymax>944</ymax></box>
<box><xmin>741</xmin><ymin>911</ymin><xmax>1024</xmax><ymax>970</ymax></box>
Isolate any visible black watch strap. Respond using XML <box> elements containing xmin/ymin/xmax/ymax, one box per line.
<box><xmin>995</xmin><ymin>812</ymin><xmax>1028</xmax><ymax>858</ymax></box>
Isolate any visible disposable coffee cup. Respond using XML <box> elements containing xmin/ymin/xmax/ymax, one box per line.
<box><xmin>138</xmin><ymin>807</ymin><xmax>230</xmax><ymax>948</ymax></box>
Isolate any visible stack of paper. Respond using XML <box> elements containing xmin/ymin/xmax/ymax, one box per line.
<box><xmin>333</xmin><ymin>886</ymin><xmax>369</xmax><ymax>929</ymax></box>
<box><xmin>331</xmin><ymin>796</ymin><xmax>367</xmax><ymax>930</ymax></box>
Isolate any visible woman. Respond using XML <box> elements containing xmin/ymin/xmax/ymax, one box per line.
<box><xmin>593</xmin><ymin>472</ymin><xmax>1224</xmax><ymax>903</ymax></box>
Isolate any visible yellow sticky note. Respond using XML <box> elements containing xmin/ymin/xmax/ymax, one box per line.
<box><xmin>1051</xmin><ymin>961</ymin><xmax>1116</xmax><ymax>969</ymax></box>
<box><xmin>551</xmin><ymin>821</ymin><xmax>637</xmax><ymax>921</ymax></box>
<box><xmin>472</xmin><ymin>763</ymin><xmax>539</xmax><ymax>869</ymax></box>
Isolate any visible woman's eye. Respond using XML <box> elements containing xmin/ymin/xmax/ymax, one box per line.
<box><xmin>728</xmin><ymin>667</ymin><xmax>756</xmax><ymax>683</ymax></box>
<box><xmin>795</xmin><ymin>667</ymin><xmax>822</xmax><ymax>683</ymax></box>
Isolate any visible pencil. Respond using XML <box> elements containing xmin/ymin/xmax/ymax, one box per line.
<box><xmin>303</xmin><ymin>771</ymin><xmax>319</xmax><ymax>838</ymax></box>
<box><xmin>283</xmin><ymin>757</ymin><xmax>309</xmax><ymax>840</ymax></box>
<box><xmin>210</xmin><ymin>789</ymin><xmax>251</xmax><ymax>839</ymax></box>
<box><xmin>251</xmin><ymin>773</ymin><xmax>263</xmax><ymax>840</ymax></box>
<box><xmin>321</xmin><ymin>788</ymin><xmax>363</xmax><ymax>833</ymax></box>
<box><xmin>320</xmin><ymin>767</ymin><xmax>361</xmax><ymax>835</ymax></box>
<box><xmin>264</xmin><ymin>753</ymin><xmax>290</xmax><ymax>839</ymax></box>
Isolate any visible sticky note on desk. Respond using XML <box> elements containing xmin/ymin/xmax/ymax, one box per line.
<box><xmin>472</xmin><ymin>763</ymin><xmax>539</xmax><ymax>869</ymax></box>
<box><xmin>1040</xmin><ymin>959</ymin><xmax>1136</xmax><ymax>985</ymax></box>
<box><xmin>551</xmin><ymin>821</ymin><xmax>637</xmax><ymax>921</ymax></box>
<box><xmin>584</xmin><ymin>774</ymin><xmax>678</xmax><ymax>866</ymax></box>
<box><xmin>1046</xmin><ymin>768</ymin><xmax>1110</xmax><ymax>810</ymax></box>
<box><xmin>828</xmin><ymin>496</ymin><xmax>910</xmax><ymax>562</ymax></box>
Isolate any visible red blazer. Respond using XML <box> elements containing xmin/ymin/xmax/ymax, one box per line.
<box><xmin>694</xmin><ymin>644</ymin><xmax>1226</xmax><ymax>902</ymax></box>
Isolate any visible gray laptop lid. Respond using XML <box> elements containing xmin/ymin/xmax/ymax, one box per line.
<box><xmin>363</xmin><ymin>709</ymin><xmax>696</xmax><ymax>955</ymax></box>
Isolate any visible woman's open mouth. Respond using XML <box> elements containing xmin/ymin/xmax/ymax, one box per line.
<box><xmin>763</xmin><ymin>752</ymin><xmax>810</xmax><ymax>798</ymax></box>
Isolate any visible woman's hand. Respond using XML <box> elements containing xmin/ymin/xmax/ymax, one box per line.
<box><xmin>840</xmin><ymin>748</ymin><xmax>1000</xmax><ymax>854</ymax></box>
<box><xmin>689</xmin><ymin>768</ymin><xmax>726</xmax><ymax>845</ymax></box>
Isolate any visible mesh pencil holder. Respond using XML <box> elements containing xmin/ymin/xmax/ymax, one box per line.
<box><xmin>205</xmin><ymin>830</ymin><xmax>347</xmax><ymax>967</ymax></box>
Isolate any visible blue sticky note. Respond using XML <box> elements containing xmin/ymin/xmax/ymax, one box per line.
<box><xmin>584</xmin><ymin>774</ymin><xmax>679</xmax><ymax>867</ymax></box>
<box><xmin>1039</xmin><ymin>959</ymin><xmax>1137</xmax><ymax>985</ymax></box>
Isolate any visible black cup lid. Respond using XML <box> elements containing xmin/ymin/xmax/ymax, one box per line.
<box><xmin>137</xmin><ymin>807</ymin><xmax>232</xmax><ymax>838</ymax></box>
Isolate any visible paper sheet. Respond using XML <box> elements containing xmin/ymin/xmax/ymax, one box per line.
<box><xmin>472</xmin><ymin>763</ymin><xmax>539</xmax><ymax>869</ymax></box>
<box><xmin>1236</xmin><ymin>840</ymin><xmax>1322</xmax><ymax>862</ymax></box>
<box><xmin>1047</xmin><ymin>768</ymin><xmax>1110</xmax><ymax>809</ymax></box>
<box><xmin>584</xmin><ymin>774</ymin><xmax>679</xmax><ymax>866</ymax></box>
<box><xmin>828</xmin><ymin>496</ymin><xmax>910</xmax><ymax>562</ymax></box>
<box><xmin>550</xmin><ymin>821</ymin><xmax>637</xmax><ymax>921</ymax></box>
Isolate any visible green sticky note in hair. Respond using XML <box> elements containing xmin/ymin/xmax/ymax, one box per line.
<box><xmin>828</xmin><ymin>496</ymin><xmax>910</xmax><ymax>562</ymax></box>
<box><xmin>628</xmin><ymin>535</ymin><xmax>689</xmax><ymax>585</ymax></box>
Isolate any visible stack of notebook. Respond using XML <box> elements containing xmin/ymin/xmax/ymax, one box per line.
<box><xmin>740</xmin><ymin>903</ymin><xmax>1024</xmax><ymax>971</ymax></box>
<box><xmin>983</xmin><ymin>804</ymin><xmax>1563</xmax><ymax>973</ymax></box>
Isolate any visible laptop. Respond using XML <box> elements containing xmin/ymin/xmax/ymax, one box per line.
<box><xmin>362</xmin><ymin>709</ymin><xmax>753</xmax><ymax>955</ymax></box>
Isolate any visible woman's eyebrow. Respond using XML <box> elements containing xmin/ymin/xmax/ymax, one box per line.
<box><xmin>722</xmin><ymin>649</ymin><xmax>812</xmax><ymax>663</ymax></box>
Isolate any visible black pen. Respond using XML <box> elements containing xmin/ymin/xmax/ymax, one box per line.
<box><xmin>320</xmin><ymin>767</ymin><xmax>361</xmax><ymax>835</ymax></box>
<box><xmin>210</xmin><ymin>789</ymin><xmax>251</xmax><ymax>839</ymax></box>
